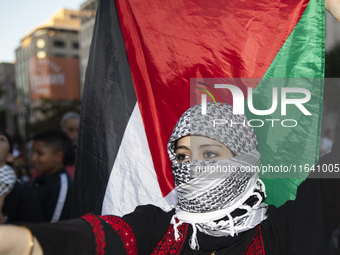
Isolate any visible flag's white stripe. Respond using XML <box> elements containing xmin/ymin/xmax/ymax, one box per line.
<box><xmin>102</xmin><ymin>102</ymin><xmax>177</xmax><ymax>216</ymax></box>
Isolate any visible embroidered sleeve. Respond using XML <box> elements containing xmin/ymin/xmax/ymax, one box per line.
<box><xmin>82</xmin><ymin>214</ymin><xmax>106</xmax><ymax>255</ymax></box>
<box><xmin>99</xmin><ymin>215</ymin><xmax>137</xmax><ymax>254</ymax></box>
<box><xmin>82</xmin><ymin>205</ymin><xmax>173</xmax><ymax>255</ymax></box>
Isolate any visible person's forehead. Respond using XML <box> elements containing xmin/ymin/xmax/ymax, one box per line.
<box><xmin>176</xmin><ymin>135</ymin><xmax>225</xmax><ymax>147</ymax></box>
<box><xmin>0</xmin><ymin>133</ymin><xmax>9</xmax><ymax>143</ymax></box>
<box><xmin>32</xmin><ymin>140</ymin><xmax>53</xmax><ymax>150</ymax></box>
<box><xmin>64</xmin><ymin>118</ymin><xmax>79</xmax><ymax>126</ymax></box>
<box><xmin>191</xmin><ymin>136</ymin><xmax>221</xmax><ymax>143</ymax></box>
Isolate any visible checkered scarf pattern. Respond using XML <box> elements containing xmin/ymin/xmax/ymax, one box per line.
<box><xmin>0</xmin><ymin>164</ymin><xmax>17</xmax><ymax>197</ymax></box>
<box><xmin>167</xmin><ymin>103</ymin><xmax>268</xmax><ymax>249</ymax></box>
<box><xmin>174</xmin><ymin>150</ymin><xmax>261</xmax><ymax>213</ymax></box>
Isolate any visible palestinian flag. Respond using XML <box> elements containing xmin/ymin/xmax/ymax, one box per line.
<box><xmin>73</xmin><ymin>0</ymin><xmax>324</xmax><ymax>217</ymax></box>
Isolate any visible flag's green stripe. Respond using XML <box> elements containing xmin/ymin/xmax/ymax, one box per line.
<box><xmin>245</xmin><ymin>0</ymin><xmax>325</xmax><ymax>207</ymax></box>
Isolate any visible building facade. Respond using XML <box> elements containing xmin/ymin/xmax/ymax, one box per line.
<box><xmin>0</xmin><ymin>63</ymin><xmax>16</xmax><ymax>135</ymax></box>
<box><xmin>15</xmin><ymin>9</ymin><xmax>81</xmax><ymax>140</ymax></box>
<box><xmin>79</xmin><ymin>0</ymin><xmax>98</xmax><ymax>94</ymax></box>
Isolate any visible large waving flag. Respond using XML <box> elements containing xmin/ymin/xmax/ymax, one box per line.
<box><xmin>73</xmin><ymin>0</ymin><xmax>324</xmax><ymax>217</ymax></box>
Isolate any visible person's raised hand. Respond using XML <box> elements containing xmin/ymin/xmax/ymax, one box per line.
<box><xmin>0</xmin><ymin>226</ymin><xmax>43</xmax><ymax>255</ymax></box>
<box><xmin>326</xmin><ymin>0</ymin><xmax>340</xmax><ymax>22</ymax></box>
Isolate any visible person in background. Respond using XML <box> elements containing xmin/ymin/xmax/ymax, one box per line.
<box><xmin>60</xmin><ymin>112</ymin><xmax>79</xmax><ymax>179</ymax></box>
<box><xmin>0</xmin><ymin>128</ymin><xmax>44</xmax><ymax>223</ymax></box>
<box><xmin>13</xmin><ymin>156</ymin><xmax>32</xmax><ymax>185</ymax></box>
<box><xmin>31</xmin><ymin>129</ymin><xmax>73</xmax><ymax>222</ymax></box>
<box><xmin>60</xmin><ymin>112</ymin><xmax>80</xmax><ymax>150</ymax></box>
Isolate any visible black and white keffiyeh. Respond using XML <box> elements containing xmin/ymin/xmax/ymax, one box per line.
<box><xmin>0</xmin><ymin>164</ymin><xmax>17</xmax><ymax>197</ymax></box>
<box><xmin>167</xmin><ymin>102</ymin><xmax>268</xmax><ymax>250</ymax></box>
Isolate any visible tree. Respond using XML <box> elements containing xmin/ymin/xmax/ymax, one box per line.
<box><xmin>26</xmin><ymin>98</ymin><xmax>81</xmax><ymax>135</ymax></box>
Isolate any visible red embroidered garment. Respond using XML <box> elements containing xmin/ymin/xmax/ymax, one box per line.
<box><xmin>244</xmin><ymin>226</ymin><xmax>265</xmax><ymax>255</ymax></box>
<box><xmin>82</xmin><ymin>211</ymin><xmax>265</xmax><ymax>255</ymax></box>
<box><xmin>82</xmin><ymin>214</ymin><xmax>106</xmax><ymax>255</ymax></box>
<box><xmin>99</xmin><ymin>215</ymin><xmax>137</xmax><ymax>255</ymax></box>
<box><xmin>151</xmin><ymin>223</ymin><xmax>189</xmax><ymax>255</ymax></box>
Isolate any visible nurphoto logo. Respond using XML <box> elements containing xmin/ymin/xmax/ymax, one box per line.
<box><xmin>198</xmin><ymin>83</ymin><xmax>312</xmax><ymax>128</ymax></box>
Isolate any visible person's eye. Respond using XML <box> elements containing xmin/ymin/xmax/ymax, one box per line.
<box><xmin>176</xmin><ymin>153</ymin><xmax>189</xmax><ymax>162</ymax></box>
<box><xmin>203</xmin><ymin>150</ymin><xmax>219</xmax><ymax>159</ymax></box>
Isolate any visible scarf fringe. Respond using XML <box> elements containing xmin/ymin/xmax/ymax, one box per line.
<box><xmin>189</xmin><ymin>223</ymin><xmax>199</xmax><ymax>250</ymax></box>
<box><xmin>171</xmin><ymin>179</ymin><xmax>268</xmax><ymax>250</ymax></box>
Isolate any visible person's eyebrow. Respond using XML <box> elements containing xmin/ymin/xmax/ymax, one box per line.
<box><xmin>199</xmin><ymin>144</ymin><xmax>223</xmax><ymax>149</ymax></box>
<box><xmin>175</xmin><ymin>145</ymin><xmax>190</xmax><ymax>151</ymax></box>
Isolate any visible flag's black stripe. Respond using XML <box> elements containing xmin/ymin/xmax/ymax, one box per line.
<box><xmin>73</xmin><ymin>0</ymin><xmax>137</xmax><ymax>217</ymax></box>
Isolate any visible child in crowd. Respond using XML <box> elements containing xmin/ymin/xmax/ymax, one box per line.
<box><xmin>0</xmin><ymin>128</ymin><xmax>44</xmax><ymax>223</ymax></box>
<box><xmin>31</xmin><ymin>129</ymin><xmax>73</xmax><ymax>222</ymax></box>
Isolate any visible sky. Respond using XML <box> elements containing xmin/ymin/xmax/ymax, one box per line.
<box><xmin>0</xmin><ymin>0</ymin><xmax>85</xmax><ymax>63</ymax></box>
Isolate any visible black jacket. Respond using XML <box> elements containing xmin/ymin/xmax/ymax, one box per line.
<box><xmin>32</xmin><ymin>167</ymin><xmax>73</xmax><ymax>222</ymax></box>
<box><xmin>2</xmin><ymin>181</ymin><xmax>44</xmax><ymax>223</ymax></box>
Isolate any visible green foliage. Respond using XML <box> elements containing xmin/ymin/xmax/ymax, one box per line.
<box><xmin>26</xmin><ymin>98</ymin><xmax>81</xmax><ymax>135</ymax></box>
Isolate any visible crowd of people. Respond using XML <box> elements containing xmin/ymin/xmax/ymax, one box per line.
<box><xmin>0</xmin><ymin>112</ymin><xmax>79</xmax><ymax>224</ymax></box>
